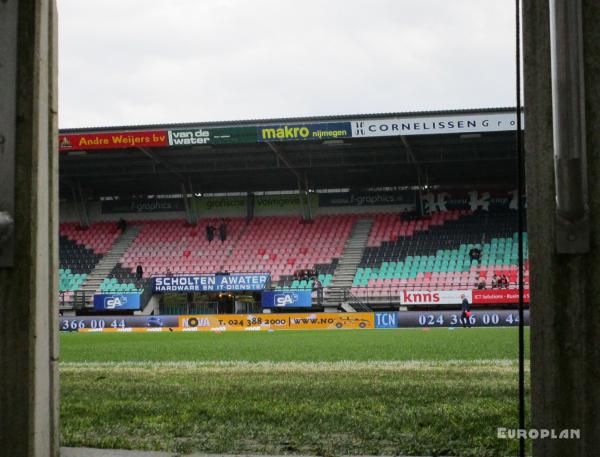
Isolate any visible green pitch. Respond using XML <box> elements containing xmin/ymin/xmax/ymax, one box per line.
<box><xmin>61</xmin><ymin>328</ymin><xmax>530</xmax><ymax>456</ymax></box>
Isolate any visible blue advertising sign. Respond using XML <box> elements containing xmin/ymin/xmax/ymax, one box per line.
<box><xmin>375</xmin><ymin>312</ymin><xmax>399</xmax><ymax>328</ymax></box>
<box><xmin>152</xmin><ymin>273</ymin><xmax>270</xmax><ymax>293</ymax></box>
<box><xmin>262</xmin><ymin>290</ymin><xmax>313</xmax><ymax>308</ymax></box>
<box><xmin>257</xmin><ymin>122</ymin><xmax>352</xmax><ymax>142</ymax></box>
<box><xmin>93</xmin><ymin>293</ymin><xmax>141</xmax><ymax>311</ymax></box>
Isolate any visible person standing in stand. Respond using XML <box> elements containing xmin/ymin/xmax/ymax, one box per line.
<box><xmin>219</xmin><ymin>219</ymin><xmax>227</xmax><ymax>243</ymax></box>
<box><xmin>206</xmin><ymin>224</ymin><xmax>215</xmax><ymax>243</ymax></box>
<box><xmin>313</xmin><ymin>276</ymin><xmax>323</xmax><ymax>306</ymax></box>
<box><xmin>460</xmin><ymin>294</ymin><xmax>472</xmax><ymax>328</ymax></box>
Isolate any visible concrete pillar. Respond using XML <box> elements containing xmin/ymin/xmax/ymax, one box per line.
<box><xmin>0</xmin><ymin>1</ymin><xmax>59</xmax><ymax>456</ymax></box>
<box><xmin>523</xmin><ymin>1</ymin><xmax>600</xmax><ymax>455</ymax></box>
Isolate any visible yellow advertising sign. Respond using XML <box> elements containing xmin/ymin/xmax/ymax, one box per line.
<box><xmin>178</xmin><ymin>313</ymin><xmax>374</xmax><ymax>331</ymax></box>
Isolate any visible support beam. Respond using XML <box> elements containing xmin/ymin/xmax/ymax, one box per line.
<box><xmin>0</xmin><ymin>1</ymin><xmax>59</xmax><ymax>456</ymax></box>
<box><xmin>138</xmin><ymin>147</ymin><xmax>186</xmax><ymax>185</ymax></box>
<box><xmin>523</xmin><ymin>0</ymin><xmax>600</xmax><ymax>455</ymax></box>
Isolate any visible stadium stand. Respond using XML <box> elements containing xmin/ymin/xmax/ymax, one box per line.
<box><xmin>58</xmin><ymin>200</ymin><xmax>528</xmax><ymax>309</ymax></box>
<box><xmin>59</xmin><ymin>221</ymin><xmax>121</xmax><ymax>304</ymax></box>
<box><xmin>118</xmin><ymin>216</ymin><xmax>349</xmax><ymax>286</ymax></box>
<box><xmin>351</xmin><ymin>208</ymin><xmax>529</xmax><ymax>300</ymax></box>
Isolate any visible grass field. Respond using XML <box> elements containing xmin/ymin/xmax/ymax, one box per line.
<box><xmin>61</xmin><ymin>328</ymin><xmax>530</xmax><ymax>456</ymax></box>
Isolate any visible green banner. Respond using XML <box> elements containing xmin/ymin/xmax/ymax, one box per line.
<box><xmin>193</xmin><ymin>196</ymin><xmax>246</xmax><ymax>212</ymax></box>
<box><xmin>193</xmin><ymin>194</ymin><xmax>319</xmax><ymax>212</ymax></box>
<box><xmin>168</xmin><ymin>126</ymin><xmax>256</xmax><ymax>146</ymax></box>
<box><xmin>255</xmin><ymin>194</ymin><xmax>319</xmax><ymax>209</ymax></box>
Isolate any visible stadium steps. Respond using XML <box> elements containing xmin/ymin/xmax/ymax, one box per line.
<box><xmin>325</xmin><ymin>218</ymin><xmax>373</xmax><ymax>307</ymax></box>
<box><xmin>79</xmin><ymin>225</ymin><xmax>142</xmax><ymax>305</ymax></box>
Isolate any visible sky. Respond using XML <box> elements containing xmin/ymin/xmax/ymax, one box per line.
<box><xmin>58</xmin><ymin>0</ymin><xmax>516</xmax><ymax>129</ymax></box>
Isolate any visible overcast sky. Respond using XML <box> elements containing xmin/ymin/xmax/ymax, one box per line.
<box><xmin>58</xmin><ymin>0</ymin><xmax>516</xmax><ymax>129</ymax></box>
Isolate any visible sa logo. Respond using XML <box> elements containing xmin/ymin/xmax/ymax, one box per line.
<box><xmin>104</xmin><ymin>296</ymin><xmax>127</xmax><ymax>309</ymax></box>
<box><xmin>275</xmin><ymin>293</ymin><xmax>298</xmax><ymax>307</ymax></box>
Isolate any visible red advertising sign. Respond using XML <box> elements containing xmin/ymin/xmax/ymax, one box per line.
<box><xmin>59</xmin><ymin>130</ymin><xmax>168</xmax><ymax>151</ymax></box>
<box><xmin>399</xmin><ymin>290</ymin><xmax>472</xmax><ymax>305</ymax></box>
<box><xmin>471</xmin><ymin>289</ymin><xmax>530</xmax><ymax>304</ymax></box>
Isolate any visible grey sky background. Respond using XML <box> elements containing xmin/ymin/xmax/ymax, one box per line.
<box><xmin>58</xmin><ymin>0</ymin><xmax>516</xmax><ymax>129</ymax></box>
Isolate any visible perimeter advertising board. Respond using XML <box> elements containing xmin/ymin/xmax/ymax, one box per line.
<box><xmin>178</xmin><ymin>312</ymin><xmax>375</xmax><ymax>331</ymax></box>
<box><xmin>64</xmin><ymin>310</ymin><xmax>528</xmax><ymax>332</ymax></box>
<box><xmin>397</xmin><ymin>310</ymin><xmax>529</xmax><ymax>328</ymax></box>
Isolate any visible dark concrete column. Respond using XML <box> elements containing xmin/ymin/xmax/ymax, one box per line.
<box><xmin>0</xmin><ymin>1</ymin><xmax>59</xmax><ymax>456</ymax></box>
<box><xmin>523</xmin><ymin>0</ymin><xmax>600</xmax><ymax>456</ymax></box>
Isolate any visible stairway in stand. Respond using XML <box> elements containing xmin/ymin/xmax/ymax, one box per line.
<box><xmin>324</xmin><ymin>218</ymin><xmax>373</xmax><ymax>309</ymax></box>
<box><xmin>79</xmin><ymin>225</ymin><xmax>141</xmax><ymax>307</ymax></box>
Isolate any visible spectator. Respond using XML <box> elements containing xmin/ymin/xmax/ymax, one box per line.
<box><xmin>469</xmin><ymin>246</ymin><xmax>481</xmax><ymax>263</ymax></box>
<box><xmin>313</xmin><ymin>277</ymin><xmax>323</xmax><ymax>306</ymax></box>
<box><xmin>205</xmin><ymin>224</ymin><xmax>215</xmax><ymax>243</ymax></box>
<box><xmin>219</xmin><ymin>219</ymin><xmax>227</xmax><ymax>243</ymax></box>
<box><xmin>165</xmin><ymin>267</ymin><xmax>173</xmax><ymax>277</ymax></box>
<box><xmin>117</xmin><ymin>218</ymin><xmax>127</xmax><ymax>232</ymax></box>
<box><xmin>136</xmin><ymin>264</ymin><xmax>143</xmax><ymax>280</ymax></box>
<box><xmin>477</xmin><ymin>277</ymin><xmax>486</xmax><ymax>289</ymax></box>
<box><xmin>460</xmin><ymin>294</ymin><xmax>472</xmax><ymax>328</ymax></box>
<box><xmin>491</xmin><ymin>274</ymin><xmax>499</xmax><ymax>289</ymax></box>
<box><xmin>501</xmin><ymin>274</ymin><xmax>509</xmax><ymax>288</ymax></box>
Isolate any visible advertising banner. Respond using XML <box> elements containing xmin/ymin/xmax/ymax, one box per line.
<box><xmin>399</xmin><ymin>290</ymin><xmax>472</xmax><ymax>305</ymax></box>
<box><xmin>152</xmin><ymin>273</ymin><xmax>270</xmax><ymax>293</ymax></box>
<box><xmin>167</xmin><ymin>126</ymin><xmax>256</xmax><ymax>146</ymax></box>
<box><xmin>63</xmin><ymin>310</ymin><xmax>529</xmax><ymax>332</ymax></box>
<box><xmin>256</xmin><ymin>193</ymin><xmax>319</xmax><ymax>209</ymax></box>
<box><xmin>193</xmin><ymin>193</ymin><xmax>319</xmax><ymax>213</ymax></box>
<box><xmin>421</xmin><ymin>189</ymin><xmax>523</xmax><ymax>213</ymax></box>
<box><xmin>257</xmin><ymin>122</ymin><xmax>352</xmax><ymax>142</ymax></box>
<box><xmin>101</xmin><ymin>198</ymin><xmax>185</xmax><ymax>214</ymax></box>
<box><xmin>351</xmin><ymin>112</ymin><xmax>520</xmax><ymax>138</ymax></box>
<box><xmin>471</xmin><ymin>289</ymin><xmax>530</xmax><ymax>304</ymax></box>
<box><xmin>59</xmin><ymin>130</ymin><xmax>168</xmax><ymax>151</ymax></box>
<box><xmin>319</xmin><ymin>191</ymin><xmax>416</xmax><ymax>207</ymax></box>
<box><xmin>193</xmin><ymin>195</ymin><xmax>246</xmax><ymax>212</ymax></box>
<box><xmin>374</xmin><ymin>312</ymin><xmax>399</xmax><ymax>328</ymax></box>
<box><xmin>397</xmin><ymin>309</ymin><xmax>529</xmax><ymax>328</ymax></box>
<box><xmin>178</xmin><ymin>312</ymin><xmax>375</xmax><ymax>331</ymax></box>
<box><xmin>92</xmin><ymin>293</ymin><xmax>141</xmax><ymax>311</ymax></box>
<box><xmin>60</xmin><ymin>315</ymin><xmax>179</xmax><ymax>331</ymax></box>
<box><xmin>262</xmin><ymin>291</ymin><xmax>312</xmax><ymax>308</ymax></box>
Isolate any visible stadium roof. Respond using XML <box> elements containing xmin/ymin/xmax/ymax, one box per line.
<box><xmin>59</xmin><ymin>106</ymin><xmax>516</xmax><ymax>132</ymax></box>
<box><xmin>59</xmin><ymin>107</ymin><xmax>520</xmax><ymax>198</ymax></box>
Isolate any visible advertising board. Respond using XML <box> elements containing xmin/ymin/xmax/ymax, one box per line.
<box><xmin>399</xmin><ymin>290</ymin><xmax>472</xmax><ymax>305</ymax></box>
<box><xmin>262</xmin><ymin>291</ymin><xmax>313</xmax><ymax>308</ymax></box>
<box><xmin>257</xmin><ymin>122</ymin><xmax>352</xmax><ymax>142</ymax></box>
<box><xmin>152</xmin><ymin>273</ymin><xmax>270</xmax><ymax>293</ymax></box>
<box><xmin>178</xmin><ymin>312</ymin><xmax>374</xmax><ymax>331</ymax></box>
<box><xmin>351</xmin><ymin>112</ymin><xmax>520</xmax><ymax>138</ymax></box>
<box><xmin>92</xmin><ymin>293</ymin><xmax>142</xmax><ymax>311</ymax></box>
<box><xmin>471</xmin><ymin>289</ymin><xmax>530</xmax><ymax>304</ymax></box>
<box><xmin>397</xmin><ymin>309</ymin><xmax>529</xmax><ymax>328</ymax></box>
<box><xmin>59</xmin><ymin>130</ymin><xmax>168</xmax><ymax>151</ymax></box>
<box><xmin>101</xmin><ymin>198</ymin><xmax>185</xmax><ymax>214</ymax></box>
